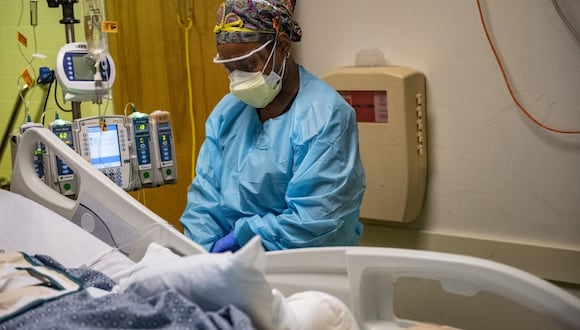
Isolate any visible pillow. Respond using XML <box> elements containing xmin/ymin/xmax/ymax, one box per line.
<box><xmin>110</xmin><ymin>242</ymin><xmax>181</xmax><ymax>284</ymax></box>
<box><xmin>118</xmin><ymin>236</ymin><xmax>275</xmax><ymax>329</ymax></box>
<box><xmin>284</xmin><ymin>290</ymin><xmax>360</xmax><ymax>330</ymax></box>
<box><xmin>271</xmin><ymin>289</ymin><xmax>298</xmax><ymax>330</ymax></box>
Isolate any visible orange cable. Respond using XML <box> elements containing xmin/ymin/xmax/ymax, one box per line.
<box><xmin>476</xmin><ymin>0</ymin><xmax>580</xmax><ymax>134</ymax></box>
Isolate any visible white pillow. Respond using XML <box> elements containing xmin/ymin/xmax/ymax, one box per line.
<box><xmin>285</xmin><ymin>291</ymin><xmax>360</xmax><ymax>330</ymax></box>
<box><xmin>111</xmin><ymin>242</ymin><xmax>181</xmax><ymax>284</ymax></box>
<box><xmin>271</xmin><ymin>289</ymin><xmax>299</xmax><ymax>330</ymax></box>
<box><xmin>118</xmin><ymin>236</ymin><xmax>275</xmax><ymax>329</ymax></box>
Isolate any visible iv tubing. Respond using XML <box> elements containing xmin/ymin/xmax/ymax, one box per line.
<box><xmin>476</xmin><ymin>0</ymin><xmax>580</xmax><ymax>134</ymax></box>
<box><xmin>177</xmin><ymin>15</ymin><xmax>197</xmax><ymax>180</ymax></box>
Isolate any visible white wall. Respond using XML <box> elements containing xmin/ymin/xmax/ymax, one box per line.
<box><xmin>294</xmin><ymin>0</ymin><xmax>580</xmax><ymax>281</ymax></box>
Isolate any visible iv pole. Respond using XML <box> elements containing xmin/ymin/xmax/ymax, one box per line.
<box><xmin>46</xmin><ymin>0</ymin><xmax>82</xmax><ymax>120</ymax></box>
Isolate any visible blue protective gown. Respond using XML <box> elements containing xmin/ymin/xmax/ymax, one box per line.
<box><xmin>180</xmin><ymin>65</ymin><xmax>366</xmax><ymax>251</ymax></box>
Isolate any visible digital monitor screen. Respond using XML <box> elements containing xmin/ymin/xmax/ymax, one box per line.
<box><xmin>87</xmin><ymin>124</ymin><xmax>122</xmax><ymax>169</ymax></box>
<box><xmin>71</xmin><ymin>54</ymin><xmax>96</xmax><ymax>80</ymax></box>
<box><xmin>52</xmin><ymin>126</ymin><xmax>74</xmax><ymax>148</ymax></box>
<box><xmin>133</xmin><ymin>117</ymin><xmax>149</xmax><ymax>133</ymax></box>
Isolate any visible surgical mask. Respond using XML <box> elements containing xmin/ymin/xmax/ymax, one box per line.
<box><xmin>226</xmin><ymin>40</ymin><xmax>286</xmax><ymax>108</ymax></box>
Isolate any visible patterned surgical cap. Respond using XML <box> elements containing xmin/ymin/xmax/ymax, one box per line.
<box><xmin>214</xmin><ymin>0</ymin><xmax>302</xmax><ymax>44</ymax></box>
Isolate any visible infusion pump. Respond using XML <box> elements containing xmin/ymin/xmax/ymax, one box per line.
<box><xmin>55</xmin><ymin>42</ymin><xmax>116</xmax><ymax>103</ymax></box>
<box><xmin>74</xmin><ymin>115</ymin><xmax>132</xmax><ymax>190</ymax></box>
<box><xmin>11</xmin><ymin>111</ymin><xmax>177</xmax><ymax>199</ymax></box>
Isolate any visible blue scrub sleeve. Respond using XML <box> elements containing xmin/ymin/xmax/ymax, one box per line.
<box><xmin>180</xmin><ymin>122</ymin><xmax>228</xmax><ymax>251</ymax></box>
<box><xmin>234</xmin><ymin>109</ymin><xmax>365</xmax><ymax>250</ymax></box>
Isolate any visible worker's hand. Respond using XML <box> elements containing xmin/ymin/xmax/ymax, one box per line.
<box><xmin>210</xmin><ymin>231</ymin><xmax>240</xmax><ymax>253</ymax></box>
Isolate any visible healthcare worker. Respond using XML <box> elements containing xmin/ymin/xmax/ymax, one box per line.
<box><xmin>180</xmin><ymin>0</ymin><xmax>365</xmax><ymax>252</ymax></box>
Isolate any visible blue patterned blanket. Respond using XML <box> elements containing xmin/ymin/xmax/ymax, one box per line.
<box><xmin>0</xmin><ymin>254</ymin><xmax>254</xmax><ymax>330</ymax></box>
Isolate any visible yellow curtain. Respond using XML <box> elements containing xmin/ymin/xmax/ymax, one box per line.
<box><xmin>104</xmin><ymin>0</ymin><xmax>228</xmax><ymax>230</ymax></box>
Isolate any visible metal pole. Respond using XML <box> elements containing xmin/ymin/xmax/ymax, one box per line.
<box><xmin>64</xmin><ymin>23</ymin><xmax>82</xmax><ymax>119</ymax></box>
<box><xmin>64</xmin><ymin>23</ymin><xmax>75</xmax><ymax>43</ymax></box>
<box><xmin>48</xmin><ymin>0</ymin><xmax>82</xmax><ymax>119</ymax></box>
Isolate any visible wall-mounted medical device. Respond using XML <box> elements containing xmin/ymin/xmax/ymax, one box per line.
<box><xmin>322</xmin><ymin>66</ymin><xmax>427</xmax><ymax>222</ymax></box>
<box><xmin>149</xmin><ymin>110</ymin><xmax>177</xmax><ymax>185</ymax></box>
<box><xmin>48</xmin><ymin>117</ymin><xmax>76</xmax><ymax>197</ymax></box>
<box><xmin>55</xmin><ymin>42</ymin><xmax>116</xmax><ymax>103</ymax></box>
<box><xmin>73</xmin><ymin>115</ymin><xmax>132</xmax><ymax>190</ymax></box>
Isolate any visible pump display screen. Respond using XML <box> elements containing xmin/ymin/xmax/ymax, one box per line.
<box><xmin>53</xmin><ymin>125</ymin><xmax>74</xmax><ymax>148</ymax></box>
<box><xmin>87</xmin><ymin>125</ymin><xmax>122</xmax><ymax>169</ymax></box>
<box><xmin>157</xmin><ymin>122</ymin><xmax>173</xmax><ymax>162</ymax></box>
<box><xmin>70</xmin><ymin>54</ymin><xmax>96</xmax><ymax>81</ymax></box>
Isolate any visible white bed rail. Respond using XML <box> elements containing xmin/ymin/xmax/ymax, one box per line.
<box><xmin>11</xmin><ymin>127</ymin><xmax>204</xmax><ymax>261</ymax></box>
<box><xmin>266</xmin><ymin>246</ymin><xmax>580</xmax><ymax>330</ymax></box>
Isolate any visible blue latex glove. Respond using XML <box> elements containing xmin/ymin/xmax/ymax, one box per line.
<box><xmin>210</xmin><ymin>231</ymin><xmax>240</xmax><ymax>253</ymax></box>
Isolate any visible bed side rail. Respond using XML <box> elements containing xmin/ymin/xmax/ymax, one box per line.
<box><xmin>11</xmin><ymin>127</ymin><xmax>204</xmax><ymax>261</ymax></box>
<box><xmin>266</xmin><ymin>246</ymin><xmax>580</xmax><ymax>329</ymax></box>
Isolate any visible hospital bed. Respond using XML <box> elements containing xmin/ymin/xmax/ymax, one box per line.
<box><xmin>3</xmin><ymin>127</ymin><xmax>580</xmax><ymax>329</ymax></box>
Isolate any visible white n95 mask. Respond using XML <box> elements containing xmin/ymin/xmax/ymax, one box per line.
<box><xmin>228</xmin><ymin>40</ymin><xmax>286</xmax><ymax>108</ymax></box>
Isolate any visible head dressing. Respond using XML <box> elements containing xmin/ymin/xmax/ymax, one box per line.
<box><xmin>214</xmin><ymin>0</ymin><xmax>302</xmax><ymax>45</ymax></box>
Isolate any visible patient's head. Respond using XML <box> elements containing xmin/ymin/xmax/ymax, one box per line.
<box><xmin>284</xmin><ymin>290</ymin><xmax>359</xmax><ymax>330</ymax></box>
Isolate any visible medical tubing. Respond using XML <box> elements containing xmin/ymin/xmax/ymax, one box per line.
<box><xmin>0</xmin><ymin>87</ymin><xmax>30</xmax><ymax>160</ymax></box>
<box><xmin>176</xmin><ymin>14</ymin><xmax>197</xmax><ymax>180</ymax></box>
<box><xmin>135</xmin><ymin>188</ymin><xmax>148</xmax><ymax>207</ymax></box>
<box><xmin>16</xmin><ymin>0</ymin><xmax>39</xmax><ymax>117</ymax></box>
<box><xmin>30</xmin><ymin>0</ymin><xmax>38</xmax><ymax>26</ymax></box>
<box><xmin>40</xmin><ymin>82</ymin><xmax>53</xmax><ymax>126</ymax></box>
<box><xmin>123</xmin><ymin>102</ymin><xmax>136</xmax><ymax>117</ymax></box>
<box><xmin>82</xmin><ymin>247</ymin><xmax>121</xmax><ymax>269</ymax></box>
<box><xmin>96</xmin><ymin>76</ymin><xmax>112</xmax><ymax>118</ymax></box>
<box><xmin>476</xmin><ymin>0</ymin><xmax>580</xmax><ymax>134</ymax></box>
<box><xmin>81</xmin><ymin>222</ymin><xmax>171</xmax><ymax>269</ymax></box>
<box><xmin>53</xmin><ymin>79</ymin><xmax>73</xmax><ymax>112</ymax></box>
<box><xmin>39</xmin><ymin>102</ymin><xmax>46</xmax><ymax>125</ymax></box>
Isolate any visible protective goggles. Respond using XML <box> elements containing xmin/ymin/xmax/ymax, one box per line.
<box><xmin>213</xmin><ymin>39</ymin><xmax>273</xmax><ymax>64</ymax></box>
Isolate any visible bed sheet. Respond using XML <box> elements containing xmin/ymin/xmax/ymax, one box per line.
<box><xmin>0</xmin><ymin>189</ymin><xmax>134</xmax><ymax>277</ymax></box>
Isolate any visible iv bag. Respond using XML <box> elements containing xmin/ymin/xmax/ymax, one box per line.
<box><xmin>82</xmin><ymin>0</ymin><xmax>108</xmax><ymax>62</ymax></box>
